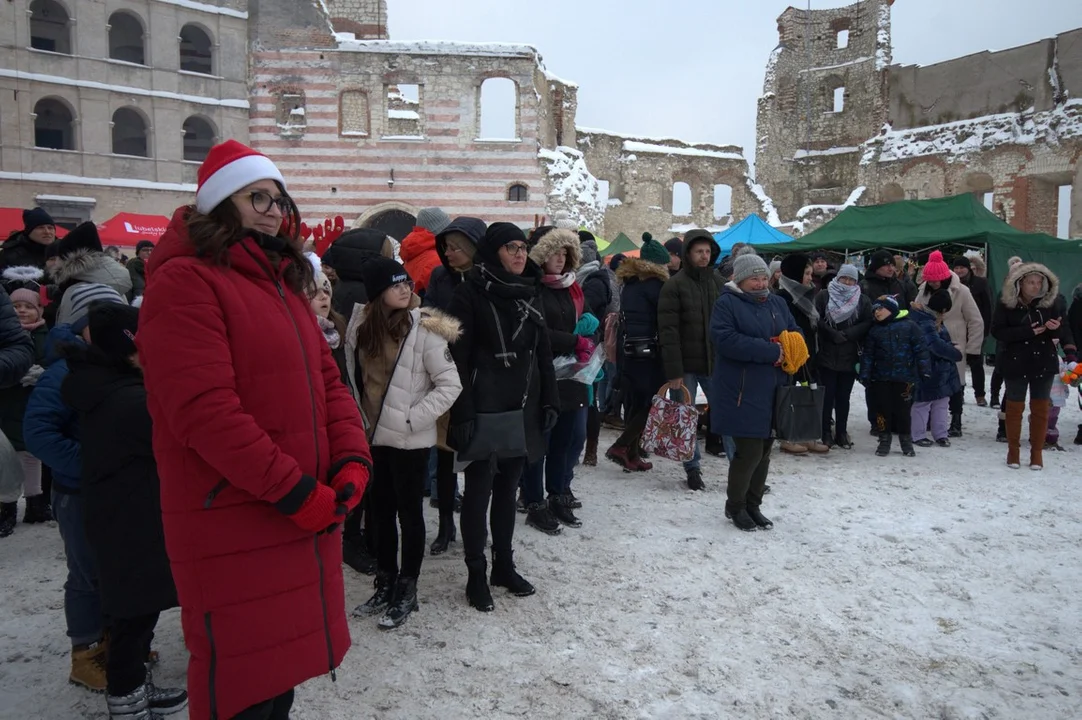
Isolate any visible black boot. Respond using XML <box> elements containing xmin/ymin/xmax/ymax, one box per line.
<box><xmin>705</xmin><ymin>433</ymin><xmax>725</xmax><ymax>457</ymax></box>
<box><xmin>379</xmin><ymin>577</ymin><xmax>418</xmax><ymax>629</ymax></box>
<box><xmin>466</xmin><ymin>559</ymin><xmax>494</xmax><ymax>612</ymax></box>
<box><xmin>746</xmin><ymin>506</ymin><xmax>773</xmax><ymax>530</ymax></box>
<box><xmin>525</xmin><ymin>502</ymin><xmax>562</xmax><ymax>535</ymax></box>
<box><xmin>353</xmin><ymin>570</ymin><xmax>396</xmax><ymax>616</ymax></box>
<box><xmin>1074</xmin><ymin>424</ymin><xmax>1082</xmax><ymax>446</ymax></box>
<box><xmin>685</xmin><ymin>467</ymin><xmax>705</xmax><ymax>491</ymax></box>
<box><xmin>996</xmin><ymin>418</ymin><xmax>1007</xmax><ymax>443</ymax></box>
<box><xmin>343</xmin><ymin>531</ymin><xmax>377</xmax><ymax>575</ymax></box>
<box><xmin>725</xmin><ymin>502</ymin><xmax>757</xmax><ymax>532</ymax></box>
<box><xmin>0</xmin><ymin>502</ymin><xmax>16</xmax><ymax>538</ymax></box>
<box><xmin>549</xmin><ymin>495</ymin><xmax>582</xmax><ymax>528</ymax></box>
<box><xmin>430</xmin><ymin>515</ymin><xmax>457</xmax><ymax>555</ymax></box>
<box><xmin>875</xmin><ymin>433</ymin><xmax>892</xmax><ymax>457</ymax></box>
<box><xmin>22</xmin><ymin>494</ymin><xmax>52</xmax><ymax>524</ymax></box>
<box><xmin>490</xmin><ymin>552</ymin><xmax>535</xmax><ymax>597</ymax></box>
<box><xmin>948</xmin><ymin>412</ymin><xmax>963</xmax><ymax>438</ymax></box>
<box><xmin>899</xmin><ymin>434</ymin><xmax>916</xmax><ymax>457</ymax></box>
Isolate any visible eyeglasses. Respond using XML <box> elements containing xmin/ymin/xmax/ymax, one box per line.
<box><xmin>233</xmin><ymin>190</ymin><xmax>291</xmax><ymax>215</ymax></box>
<box><xmin>390</xmin><ymin>280</ymin><xmax>415</xmax><ymax>293</ymax></box>
<box><xmin>445</xmin><ymin>243</ymin><xmax>468</xmax><ymax>255</ymax></box>
<box><xmin>502</xmin><ymin>243</ymin><xmax>529</xmax><ymax>257</ymax></box>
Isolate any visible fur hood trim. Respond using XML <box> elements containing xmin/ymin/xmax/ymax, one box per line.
<box><xmin>417</xmin><ymin>307</ymin><xmax>462</xmax><ymax>343</ymax></box>
<box><xmin>2</xmin><ymin>266</ymin><xmax>44</xmax><ymax>283</ymax></box>
<box><xmin>964</xmin><ymin>252</ymin><xmax>987</xmax><ymax>277</ymax></box>
<box><xmin>1001</xmin><ymin>262</ymin><xmax>1059</xmax><ymax>309</ymax></box>
<box><xmin>55</xmin><ymin>248</ymin><xmax>117</xmax><ymax>285</ymax></box>
<box><xmin>529</xmin><ymin>229</ymin><xmax>581</xmax><ymax>271</ymax></box>
<box><xmin>616</xmin><ymin>257</ymin><xmax>670</xmax><ymax>284</ymax></box>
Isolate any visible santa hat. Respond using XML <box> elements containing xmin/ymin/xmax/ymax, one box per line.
<box><xmin>196</xmin><ymin>140</ymin><xmax>285</xmax><ymax>214</ymax></box>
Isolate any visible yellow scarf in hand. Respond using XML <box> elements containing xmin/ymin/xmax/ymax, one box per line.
<box><xmin>779</xmin><ymin>330</ymin><xmax>809</xmax><ymax>375</ymax></box>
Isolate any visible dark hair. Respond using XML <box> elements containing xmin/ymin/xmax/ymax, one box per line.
<box><xmin>356</xmin><ymin>303</ymin><xmax>412</xmax><ymax>360</ymax></box>
<box><xmin>186</xmin><ymin>181</ymin><xmax>312</xmax><ymax>294</ymax></box>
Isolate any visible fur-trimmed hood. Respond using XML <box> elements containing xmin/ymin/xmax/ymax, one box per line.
<box><xmin>529</xmin><ymin>228</ymin><xmax>581</xmax><ymax>271</ymax></box>
<box><xmin>1001</xmin><ymin>262</ymin><xmax>1059</xmax><ymax>309</ymax></box>
<box><xmin>966</xmin><ymin>253</ymin><xmax>987</xmax><ymax>278</ymax></box>
<box><xmin>616</xmin><ymin>256</ymin><xmax>670</xmax><ymax>284</ymax></box>
<box><xmin>55</xmin><ymin>248</ymin><xmax>133</xmax><ymax>296</ymax></box>
<box><xmin>1</xmin><ymin>265</ymin><xmax>44</xmax><ymax>286</ymax></box>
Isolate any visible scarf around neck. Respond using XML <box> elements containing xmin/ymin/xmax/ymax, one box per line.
<box><xmin>826</xmin><ymin>278</ymin><xmax>861</xmax><ymax>324</ymax></box>
<box><xmin>542</xmin><ymin>272</ymin><xmax>577</xmax><ymax>290</ymax></box>
<box><xmin>779</xmin><ymin>275</ymin><xmax>820</xmax><ymax>324</ymax></box>
<box><xmin>20</xmin><ymin>318</ymin><xmax>46</xmax><ymax>332</ymax></box>
<box><xmin>317</xmin><ymin>315</ymin><xmax>341</xmax><ymax>350</ymax></box>
<box><xmin>576</xmin><ymin>260</ymin><xmax>600</xmax><ymax>284</ymax></box>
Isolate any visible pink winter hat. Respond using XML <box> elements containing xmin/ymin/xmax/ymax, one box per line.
<box><xmin>922</xmin><ymin>250</ymin><xmax>952</xmax><ymax>283</ymax></box>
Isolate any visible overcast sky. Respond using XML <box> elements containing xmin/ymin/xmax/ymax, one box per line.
<box><xmin>391</xmin><ymin>0</ymin><xmax>1082</xmax><ymax>166</ymax></box>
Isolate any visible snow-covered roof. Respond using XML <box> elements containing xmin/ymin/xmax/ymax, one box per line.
<box><xmin>794</xmin><ymin>146</ymin><xmax>861</xmax><ymax>160</ymax></box>
<box><xmin>622</xmin><ymin>141</ymin><xmax>745</xmax><ymax>161</ymax></box>
<box><xmin>333</xmin><ymin>37</ymin><xmax>538</xmax><ymax>58</ymax></box>
<box><xmin>795</xmin><ymin>186</ymin><xmax>866</xmax><ymax>219</ymax></box>
<box><xmin>798</xmin><ymin>57</ymin><xmax>873</xmax><ymax>74</ymax></box>
<box><xmin>578</xmin><ymin>126</ymin><xmax>729</xmax><ymax>150</ymax></box>
<box><xmin>152</xmin><ymin>0</ymin><xmax>247</xmax><ymax>19</ymax></box>
<box><xmin>862</xmin><ymin>98</ymin><xmax>1082</xmax><ymax>165</ymax></box>
<box><xmin>0</xmin><ymin>69</ymin><xmax>249</xmax><ymax>109</ymax></box>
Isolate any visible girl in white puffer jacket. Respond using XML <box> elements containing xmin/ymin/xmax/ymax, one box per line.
<box><xmin>344</xmin><ymin>258</ymin><xmax>462</xmax><ymax>629</ymax></box>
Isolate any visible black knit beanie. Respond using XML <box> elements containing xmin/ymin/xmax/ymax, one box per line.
<box><xmin>867</xmin><ymin>250</ymin><xmax>895</xmax><ymax>274</ymax></box>
<box><xmin>479</xmin><ymin>222</ymin><xmax>528</xmax><ymax>264</ymax></box>
<box><xmin>88</xmin><ymin>303</ymin><xmax>140</xmax><ymax>361</ymax></box>
<box><xmin>780</xmin><ymin>253</ymin><xmax>810</xmax><ymax>282</ymax></box>
<box><xmin>359</xmin><ymin>257</ymin><xmax>410</xmax><ymax>300</ymax></box>
<box><xmin>927</xmin><ymin>289</ymin><xmax>953</xmax><ymax>314</ymax></box>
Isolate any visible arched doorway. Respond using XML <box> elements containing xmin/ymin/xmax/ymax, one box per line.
<box><xmin>365</xmin><ymin>209</ymin><xmax>415</xmax><ymax>241</ymax></box>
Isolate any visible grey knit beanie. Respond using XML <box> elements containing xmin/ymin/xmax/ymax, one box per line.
<box><xmin>416</xmin><ymin>207</ymin><xmax>451</xmax><ymax>235</ymax></box>
<box><xmin>732</xmin><ymin>253</ymin><xmax>769</xmax><ymax>284</ymax></box>
<box><xmin>838</xmin><ymin>264</ymin><xmax>860</xmax><ymax>281</ymax></box>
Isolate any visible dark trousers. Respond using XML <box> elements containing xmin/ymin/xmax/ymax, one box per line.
<box><xmin>727</xmin><ymin>438</ymin><xmax>774</xmax><ymax>509</ymax></box>
<box><xmin>991</xmin><ymin>367</ymin><xmax>1004</xmax><ymax>403</ymax></box>
<box><xmin>435</xmin><ymin>449</ymin><xmax>458</xmax><ymax>520</ymax></box>
<box><xmin>949</xmin><ymin>389</ymin><xmax>963</xmax><ymax>417</ymax></box>
<box><xmin>546</xmin><ymin>407</ymin><xmax>587</xmax><ymax>496</ymax></box>
<box><xmin>53</xmin><ymin>490</ymin><xmax>102</xmax><ymax>647</ymax></box>
<box><xmin>586</xmin><ymin>405</ymin><xmax>600</xmax><ymax>447</ymax></box>
<box><xmin>613</xmin><ymin>387</ymin><xmax>652</xmax><ymax>456</ymax></box>
<box><xmin>107</xmin><ymin>613</ymin><xmax>158</xmax><ymax>696</ymax></box>
<box><xmin>369</xmin><ymin>446</ymin><xmax>429</xmax><ymax>579</ymax></box>
<box><xmin>869</xmin><ymin>381</ymin><xmax>914</xmax><ymax>435</ymax></box>
<box><xmin>1005</xmin><ymin>374</ymin><xmax>1055</xmax><ymax>403</ymax></box>
<box><xmin>820</xmin><ymin>368</ymin><xmax>857</xmax><ymax>440</ymax></box>
<box><xmin>462</xmin><ymin>457</ymin><xmax>525</xmax><ymax>565</ymax></box>
<box><xmin>232</xmin><ymin>689</ymin><xmax>295</xmax><ymax>720</ymax></box>
<box><xmin>966</xmin><ymin>354</ymin><xmax>986</xmax><ymax>398</ymax></box>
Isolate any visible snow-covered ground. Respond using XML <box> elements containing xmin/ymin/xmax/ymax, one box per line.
<box><xmin>2</xmin><ymin>385</ymin><xmax>1081</xmax><ymax>719</ymax></box>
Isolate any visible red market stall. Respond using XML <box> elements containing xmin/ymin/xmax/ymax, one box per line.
<box><xmin>0</xmin><ymin>208</ymin><xmax>69</xmax><ymax>239</ymax></box>
<box><xmin>96</xmin><ymin>212</ymin><xmax>169</xmax><ymax>249</ymax></box>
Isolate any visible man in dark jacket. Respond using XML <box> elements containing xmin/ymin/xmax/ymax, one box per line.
<box><xmin>126</xmin><ymin>240</ymin><xmax>154</xmax><ymax>300</ymax></box>
<box><xmin>320</xmin><ymin>227</ymin><xmax>396</xmax><ymax>317</ymax></box>
<box><xmin>0</xmin><ymin>208</ymin><xmax>56</xmax><ymax>271</ymax></box>
<box><xmin>862</xmin><ymin>250</ymin><xmax>913</xmax><ymax>310</ymax></box>
<box><xmin>664</xmin><ymin>237</ymin><xmax>683</xmax><ymax>275</ymax></box>
<box><xmin>658</xmin><ymin>229</ymin><xmax>725</xmax><ymax>489</ymax></box>
<box><xmin>425</xmin><ymin>217</ymin><xmax>486</xmax><ymax>312</ymax></box>
<box><xmin>953</xmin><ymin>255</ymin><xmax>993</xmax><ymax>405</ymax></box>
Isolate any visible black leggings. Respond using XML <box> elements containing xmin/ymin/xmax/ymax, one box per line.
<box><xmin>819</xmin><ymin>368</ymin><xmax>857</xmax><ymax>439</ymax></box>
<box><xmin>232</xmin><ymin>689</ymin><xmax>294</xmax><ymax>720</ymax></box>
<box><xmin>435</xmin><ymin>449</ymin><xmax>458</xmax><ymax>520</ymax></box>
<box><xmin>967</xmin><ymin>354</ymin><xmax>986</xmax><ymax>397</ymax></box>
<box><xmin>461</xmin><ymin>457</ymin><xmax>525</xmax><ymax>565</ymax></box>
<box><xmin>107</xmin><ymin>613</ymin><xmax>158</xmax><ymax>696</ymax></box>
<box><xmin>1004</xmin><ymin>375</ymin><xmax>1055</xmax><ymax>403</ymax></box>
<box><xmin>612</xmin><ymin>386</ymin><xmax>652</xmax><ymax>456</ymax></box>
<box><xmin>369</xmin><ymin>446</ymin><xmax>429</xmax><ymax>579</ymax></box>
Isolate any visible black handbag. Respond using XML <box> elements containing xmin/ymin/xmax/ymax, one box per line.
<box><xmin>623</xmin><ymin>336</ymin><xmax>659</xmax><ymax>359</ymax></box>
<box><xmin>773</xmin><ymin>370</ymin><xmax>824</xmax><ymax>442</ymax></box>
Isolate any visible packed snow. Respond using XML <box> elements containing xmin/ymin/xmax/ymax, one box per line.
<box><xmin>2</xmin><ymin>384</ymin><xmax>1080</xmax><ymax>718</ymax></box>
<box><xmin>538</xmin><ymin>146</ymin><xmax>605</xmax><ymax>231</ymax></box>
<box><xmin>745</xmin><ymin>177</ymin><xmax>783</xmax><ymax>228</ymax></box>
<box><xmin>875</xmin><ymin>2</ymin><xmax>893</xmax><ymax>71</ymax></box>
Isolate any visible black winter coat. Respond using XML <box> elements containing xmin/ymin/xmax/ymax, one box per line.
<box><xmin>862</xmin><ymin>273</ymin><xmax>913</xmax><ymax>310</ymax></box>
<box><xmin>424</xmin><ymin>265</ymin><xmax>466</xmax><ymax>312</ymax></box>
<box><xmin>991</xmin><ymin>273</ymin><xmax>1070</xmax><ymax>380</ymax></box>
<box><xmin>658</xmin><ymin>230</ymin><xmax>723</xmax><ymax>379</ymax></box>
<box><xmin>580</xmin><ymin>269</ymin><xmax>613</xmax><ymax>321</ymax></box>
<box><xmin>814</xmin><ymin>290</ymin><xmax>873</xmax><ymax>374</ymax></box>
<box><xmin>321</xmin><ymin>229</ymin><xmax>393</xmax><ymax>318</ymax></box>
<box><xmin>538</xmin><ymin>284</ymin><xmax>589</xmax><ymax>411</ymax></box>
<box><xmin>0</xmin><ymin>287</ymin><xmax>34</xmax><ymax>390</ymax></box>
<box><xmin>616</xmin><ymin>258</ymin><xmax>668</xmax><ymax>395</ymax></box>
<box><xmin>60</xmin><ymin>354</ymin><xmax>177</xmax><ymax>618</ymax></box>
<box><xmin>0</xmin><ymin>325</ymin><xmax>47</xmax><ymax>450</ymax></box>
<box><xmin>0</xmin><ymin>233</ymin><xmax>49</xmax><ymax>271</ymax></box>
<box><xmin>777</xmin><ymin>283</ymin><xmax>820</xmax><ymax>374</ymax></box>
<box><xmin>446</xmin><ymin>262</ymin><xmax>559</xmax><ymax>463</ymax></box>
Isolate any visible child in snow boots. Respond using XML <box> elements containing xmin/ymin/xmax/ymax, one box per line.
<box><xmin>859</xmin><ymin>296</ymin><xmax>931</xmax><ymax>457</ymax></box>
<box><xmin>909</xmin><ymin>290</ymin><xmax>963</xmax><ymax>448</ymax></box>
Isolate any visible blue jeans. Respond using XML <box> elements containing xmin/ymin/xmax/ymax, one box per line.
<box><xmin>670</xmin><ymin>374</ymin><xmax>737</xmax><ymax>470</ymax></box>
<box><xmin>53</xmin><ymin>491</ymin><xmax>103</xmax><ymax>647</ymax></box>
<box><xmin>521</xmin><ymin>407</ymin><xmax>588</xmax><ymax>503</ymax></box>
<box><xmin>597</xmin><ymin>361</ymin><xmax>617</xmax><ymax>414</ymax></box>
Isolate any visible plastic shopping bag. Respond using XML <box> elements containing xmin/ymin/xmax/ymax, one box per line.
<box><xmin>553</xmin><ymin>345</ymin><xmax>607</xmax><ymax>385</ymax></box>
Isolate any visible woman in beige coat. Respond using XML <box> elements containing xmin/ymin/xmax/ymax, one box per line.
<box><xmin>343</xmin><ymin>258</ymin><xmax>462</xmax><ymax>630</ymax></box>
<box><xmin>916</xmin><ymin>250</ymin><xmax>984</xmax><ymax>437</ymax></box>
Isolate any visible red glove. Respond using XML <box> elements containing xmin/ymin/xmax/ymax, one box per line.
<box><xmin>287</xmin><ymin>484</ymin><xmax>342</xmax><ymax>533</ymax></box>
<box><xmin>330</xmin><ymin>462</ymin><xmax>368</xmax><ymax>514</ymax></box>
<box><xmin>575</xmin><ymin>336</ymin><xmax>596</xmax><ymax>362</ymax></box>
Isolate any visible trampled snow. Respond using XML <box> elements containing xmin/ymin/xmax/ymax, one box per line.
<box><xmin>3</xmin><ymin>387</ymin><xmax>1080</xmax><ymax>718</ymax></box>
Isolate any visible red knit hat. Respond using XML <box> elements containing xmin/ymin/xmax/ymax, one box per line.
<box><xmin>922</xmin><ymin>250</ymin><xmax>951</xmax><ymax>283</ymax></box>
<box><xmin>196</xmin><ymin>140</ymin><xmax>285</xmax><ymax>214</ymax></box>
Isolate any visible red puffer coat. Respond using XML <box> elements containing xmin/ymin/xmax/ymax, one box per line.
<box><xmin>137</xmin><ymin>206</ymin><xmax>371</xmax><ymax>720</ymax></box>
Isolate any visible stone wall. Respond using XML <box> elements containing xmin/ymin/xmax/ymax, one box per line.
<box><xmin>323</xmin><ymin>0</ymin><xmax>389</xmax><ymax>38</ymax></box>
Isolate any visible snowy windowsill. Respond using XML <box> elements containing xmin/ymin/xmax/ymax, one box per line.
<box><xmin>104</xmin><ymin>58</ymin><xmax>150</xmax><ymax>70</ymax></box>
<box><xmin>108</xmin><ymin>153</ymin><xmax>153</xmax><ymax>161</ymax></box>
<box><xmin>341</xmin><ymin>131</ymin><xmax>369</xmax><ymax>137</ymax></box>
<box><xmin>25</xmin><ymin>48</ymin><xmax>75</xmax><ymax>60</ymax></box>
<box><xmin>33</xmin><ymin>147</ymin><xmax>80</xmax><ymax>154</ymax></box>
<box><xmin>178</xmin><ymin>70</ymin><xmax>224</xmax><ymax>80</ymax></box>
<box><xmin>380</xmin><ymin>135</ymin><xmax>426</xmax><ymax>141</ymax></box>
<box><xmin>474</xmin><ymin>138</ymin><xmax>523</xmax><ymax>144</ymax></box>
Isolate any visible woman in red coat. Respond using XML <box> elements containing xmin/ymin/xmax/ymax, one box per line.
<box><xmin>137</xmin><ymin>140</ymin><xmax>372</xmax><ymax>720</ymax></box>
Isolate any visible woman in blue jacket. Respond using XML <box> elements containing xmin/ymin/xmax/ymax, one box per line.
<box><xmin>709</xmin><ymin>254</ymin><xmax>800</xmax><ymax>532</ymax></box>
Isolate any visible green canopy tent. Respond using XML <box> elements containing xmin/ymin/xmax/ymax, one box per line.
<box><xmin>752</xmin><ymin>194</ymin><xmax>1082</xmax><ymax>309</ymax></box>
<box><xmin>600</xmin><ymin>232</ymin><xmax>639</xmax><ymax>257</ymax></box>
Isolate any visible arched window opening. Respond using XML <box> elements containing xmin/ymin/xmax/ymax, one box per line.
<box><xmin>33</xmin><ymin>97</ymin><xmax>75</xmax><ymax>149</ymax></box>
<box><xmin>672</xmin><ymin>182</ymin><xmax>692</xmax><ymax>216</ymax></box>
<box><xmin>29</xmin><ymin>0</ymin><xmax>72</xmax><ymax>54</ymax></box>
<box><xmin>508</xmin><ymin>184</ymin><xmax>528</xmax><ymax>202</ymax></box>
<box><xmin>108</xmin><ymin>11</ymin><xmax>145</xmax><ymax>65</ymax></box>
<box><xmin>179</xmin><ymin>24</ymin><xmax>213</xmax><ymax>75</ymax></box>
<box><xmin>713</xmin><ymin>184</ymin><xmax>733</xmax><ymax>220</ymax></box>
<box><xmin>182</xmin><ymin>116</ymin><xmax>216</xmax><ymax>162</ymax></box>
<box><xmin>833</xmin><ymin>86</ymin><xmax>846</xmax><ymax>113</ymax></box>
<box><xmin>112</xmin><ymin>107</ymin><xmax>149</xmax><ymax>157</ymax></box>
<box><xmin>478</xmin><ymin>78</ymin><xmax>517</xmax><ymax>140</ymax></box>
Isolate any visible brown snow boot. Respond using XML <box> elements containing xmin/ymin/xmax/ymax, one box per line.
<box><xmin>583</xmin><ymin>437</ymin><xmax>598</xmax><ymax>466</ymax></box>
<box><xmin>70</xmin><ymin>641</ymin><xmax>108</xmax><ymax>692</ymax></box>
<box><xmin>1004</xmin><ymin>400</ymin><xmax>1024</xmax><ymax>468</ymax></box>
<box><xmin>1028</xmin><ymin>398</ymin><xmax>1050</xmax><ymax>470</ymax></box>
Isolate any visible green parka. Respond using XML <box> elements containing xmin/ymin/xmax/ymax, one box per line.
<box><xmin>658</xmin><ymin>229</ymin><xmax>723</xmax><ymax>379</ymax></box>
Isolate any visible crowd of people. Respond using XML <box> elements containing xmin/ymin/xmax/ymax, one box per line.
<box><xmin>1</xmin><ymin>138</ymin><xmax>1080</xmax><ymax>719</ymax></box>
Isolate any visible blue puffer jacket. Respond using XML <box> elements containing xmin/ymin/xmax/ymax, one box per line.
<box><xmin>910</xmin><ymin>308</ymin><xmax>963</xmax><ymax>402</ymax></box>
<box><xmin>23</xmin><ymin>325</ymin><xmax>82</xmax><ymax>492</ymax></box>
<box><xmin>859</xmin><ymin>311</ymin><xmax>931</xmax><ymax>385</ymax></box>
<box><xmin>709</xmin><ymin>283</ymin><xmax>801</xmax><ymax>439</ymax></box>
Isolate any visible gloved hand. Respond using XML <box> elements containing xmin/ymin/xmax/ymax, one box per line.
<box><xmin>1064</xmin><ymin>347</ymin><xmax>1078</xmax><ymax>364</ymax></box>
<box><xmin>450</xmin><ymin>421</ymin><xmax>475</xmax><ymax>450</ymax></box>
<box><xmin>287</xmin><ymin>483</ymin><xmax>343</xmax><ymax>534</ymax></box>
<box><xmin>330</xmin><ymin>462</ymin><xmax>368</xmax><ymax>514</ymax></box>
<box><xmin>574</xmin><ymin>312</ymin><xmax>600</xmax><ymax>337</ymax></box>
<box><xmin>575</xmin><ymin>336</ymin><xmax>596</xmax><ymax>362</ymax></box>
<box><xmin>542</xmin><ymin>406</ymin><xmax>559</xmax><ymax>433</ymax></box>
<box><xmin>20</xmin><ymin>365</ymin><xmax>44</xmax><ymax>387</ymax></box>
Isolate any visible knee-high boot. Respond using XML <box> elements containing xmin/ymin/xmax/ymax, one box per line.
<box><xmin>1004</xmin><ymin>400</ymin><xmax>1025</xmax><ymax>468</ymax></box>
<box><xmin>1028</xmin><ymin>398</ymin><xmax>1051</xmax><ymax>470</ymax></box>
